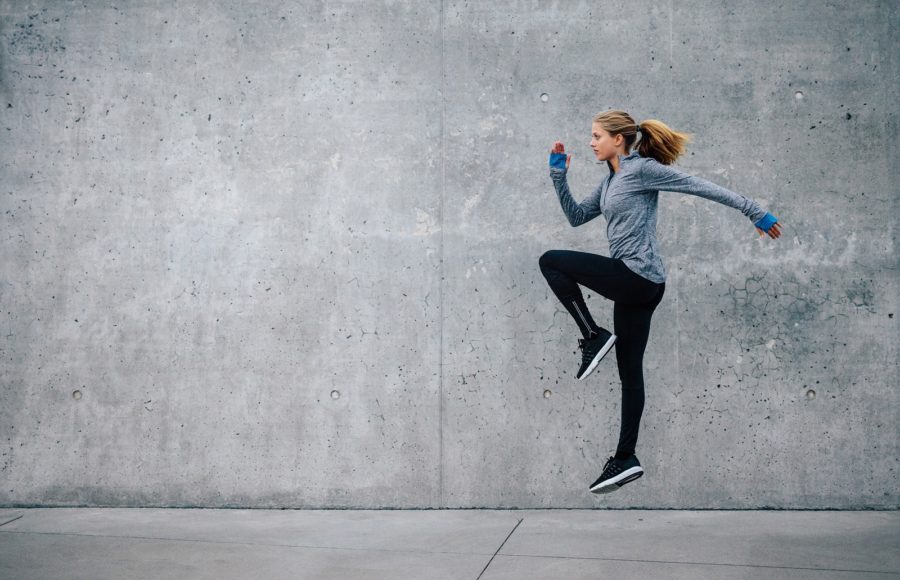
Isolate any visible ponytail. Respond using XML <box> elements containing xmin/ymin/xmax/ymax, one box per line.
<box><xmin>636</xmin><ymin>119</ymin><xmax>693</xmax><ymax>165</ymax></box>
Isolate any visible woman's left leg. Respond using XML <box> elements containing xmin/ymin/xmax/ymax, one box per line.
<box><xmin>613</xmin><ymin>282</ymin><xmax>665</xmax><ymax>459</ymax></box>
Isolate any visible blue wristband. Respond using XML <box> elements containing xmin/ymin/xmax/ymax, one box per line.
<box><xmin>754</xmin><ymin>212</ymin><xmax>778</xmax><ymax>232</ymax></box>
<box><xmin>549</xmin><ymin>152</ymin><xmax>567</xmax><ymax>170</ymax></box>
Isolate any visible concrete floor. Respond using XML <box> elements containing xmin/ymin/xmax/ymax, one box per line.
<box><xmin>0</xmin><ymin>508</ymin><xmax>897</xmax><ymax>579</ymax></box>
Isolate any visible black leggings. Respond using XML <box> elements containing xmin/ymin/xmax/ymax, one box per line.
<box><xmin>538</xmin><ymin>249</ymin><xmax>665</xmax><ymax>458</ymax></box>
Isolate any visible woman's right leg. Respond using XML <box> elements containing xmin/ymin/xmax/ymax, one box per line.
<box><xmin>613</xmin><ymin>281</ymin><xmax>665</xmax><ymax>460</ymax></box>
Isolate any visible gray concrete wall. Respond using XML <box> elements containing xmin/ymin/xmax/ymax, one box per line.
<box><xmin>1</xmin><ymin>0</ymin><xmax>896</xmax><ymax>509</ymax></box>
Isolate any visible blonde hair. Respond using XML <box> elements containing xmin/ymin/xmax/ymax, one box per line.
<box><xmin>593</xmin><ymin>109</ymin><xmax>693</xmax><ymax>165</ymax></box>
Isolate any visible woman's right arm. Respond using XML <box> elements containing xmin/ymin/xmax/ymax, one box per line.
<box><xmin>549</xmin><ymin>147</ymin><xmax>602</xmax><ymax>227</ymax></box>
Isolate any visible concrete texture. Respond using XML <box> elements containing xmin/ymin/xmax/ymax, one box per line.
<box><xmin>0</xmin><ymin>1</ymin><xmax>897</xmax><ymax>509</ymax></box>
<box><xmin>0</xmin><ymin>508</ymin><xmax>898</xmax><ymax>579</ymax></box>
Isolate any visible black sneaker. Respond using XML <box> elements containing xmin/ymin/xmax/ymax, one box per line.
<box><xmin>589</xmin><ymin>455</ymin><xmax>644</xmax><ymax>494</ymax></box>
<box><xmin>576</xmin><ymin>328</ymin><xmax>616</xmax><ymax>380</ymax></box>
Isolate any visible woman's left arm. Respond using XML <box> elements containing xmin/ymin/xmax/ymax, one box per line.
<box><xmin>640</xmin><ymin>157</ymin><xmax>782</xmax><ymax>238</ymax></box>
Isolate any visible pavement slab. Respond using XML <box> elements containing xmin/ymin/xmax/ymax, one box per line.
<box><xmin>0</xmin><ymin>509</ymin><xmax>897</xmax><ymax>579</ymax></box>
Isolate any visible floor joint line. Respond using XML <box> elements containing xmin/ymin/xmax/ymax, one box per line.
<box><xmin>476</xmin><ymin>518</ymin><xmax>523</xmax><ymax>579</ymax></box>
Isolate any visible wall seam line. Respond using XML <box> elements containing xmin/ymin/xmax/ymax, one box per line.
<box><xmin>438</xmin><ymin>0</ymin><xmax>445</xmax><ymax>509</ymax></box>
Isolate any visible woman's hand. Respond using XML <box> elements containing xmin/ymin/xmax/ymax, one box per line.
<box><xmin>753</xmin><ymin>212</ymin><xmax>782</xmax><ymax>239</ymax></box>
<box><xmin>550</xmin><ymin>141</ymin><xmax>572</xmax><ymax>169</ymax></box>
<box><xmin>755</xmin><ymin>221</ymin><xmax>783</xmax><ymax>239</ymax></box>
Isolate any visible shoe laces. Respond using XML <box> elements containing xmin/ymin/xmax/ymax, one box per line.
<box><xmin>601</xmin><ymin>456</ymin><xmax>621</xmax><ymax>476</ymax></box>
<box><xmin>578</xmin><ymin>337</ymin><xmax>601</xmax><ymax>360</ymax></box>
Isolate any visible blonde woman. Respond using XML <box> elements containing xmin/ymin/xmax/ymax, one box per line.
<box><xmin>539</xmin><ymin>110</ymin><xmax>783</xmax><ymax>494</ymax></box>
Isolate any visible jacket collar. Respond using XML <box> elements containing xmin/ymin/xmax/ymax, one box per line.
<box><xmin>607</xmin><ymin>150</ymin><xmax>641</xmax><ymax>172</ymax></box>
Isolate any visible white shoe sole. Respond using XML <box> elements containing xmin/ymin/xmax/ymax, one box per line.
<box><xmin>590</xmin><ymin>466</ymin><xmax>643</xmax><ymax>494</ymax></box>
<box><xmin>577</xmin><ymin>334</ymin><xmax>617</xmax><ymax>381</ymax></box>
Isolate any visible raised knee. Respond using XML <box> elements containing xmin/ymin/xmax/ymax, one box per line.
<box><xmin>539</xmin><ymin>250</ymin><xmax>557</xmax><ymax>270</ymax></box>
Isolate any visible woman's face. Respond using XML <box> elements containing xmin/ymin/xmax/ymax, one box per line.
<box><xmin>590</xmin><ymin>123</ymin><xmax>622</xmax><ymax>161</ymax></box>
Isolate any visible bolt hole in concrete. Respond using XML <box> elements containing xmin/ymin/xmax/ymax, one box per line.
<box><xmin>806</xmin><ymin>389</ymin><xmax>816</xmax><ymax>400</ymax></box>
<box><xmin>72</xmin><ymin>390</ymin><xmax>82</xmax><ymax>400</ymax></box>
<box><xmin>543</xmin><ymin>389</ymin><xmax>552</xmax><ymax>398</ymax></box>
<box><xmin>795</xmin><ymin>91</ymin><xmax>804</xmax><ymax>100</ymax></box>
<box><xmin>540</xmin><ymin>93</ymin><xmax>549</xmax><ymax>102</ymax></box>
<box><xmin>330</xmin><ymin>390</ymin><xmax>340</xmax><ymax>400</ymax></box>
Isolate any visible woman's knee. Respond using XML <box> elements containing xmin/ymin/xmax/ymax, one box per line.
<box><xmin>617</xmin><ymin>361</ymin><xmax>645</xmax><ymax>390</ymax></box>
<box><xmin>539</xmin><ymin>249</ymin><xmax>562</xmax><ymax>271</ymax></box>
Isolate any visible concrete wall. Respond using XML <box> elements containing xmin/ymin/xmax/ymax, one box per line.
<box><xmin>1</xmin><ymin>0</ymin><xmax>896</xmax><ymax>509</ymax></box>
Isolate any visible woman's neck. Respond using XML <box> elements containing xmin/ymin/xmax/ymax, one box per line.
<box><xmin>608</xmin><ymin>149</ymin><xmax>630</xmax><ymax>173</ymax></box>
<box><xmin>609</xmin><ymin>154</ymin><xmax>621</xmax><ymax>174</ymax></box>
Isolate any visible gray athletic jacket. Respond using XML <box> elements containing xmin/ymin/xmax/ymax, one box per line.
<box><xmin>549</xmin><ymin>150</ymin><xmax>769</xmax><ymax>284</ymax></box>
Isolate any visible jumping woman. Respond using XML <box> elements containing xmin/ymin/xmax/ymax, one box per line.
<box><xmin>539</xmin><ymin>109</ymin><xmax>783</xmax><ymax>495</ymax></box>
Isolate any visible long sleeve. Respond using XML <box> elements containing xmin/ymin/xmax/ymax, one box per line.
<box><xmin>639</xmin><ymin>158</ymin><xmax>768</xmax><ymax>223</ymax></box>
<box><xmin>549</xmin><ymin>168</ymin><xmax>603</xmax><ymax>227</ymax></box>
